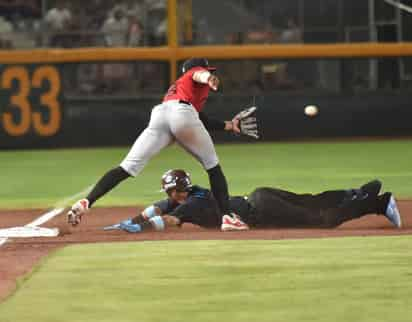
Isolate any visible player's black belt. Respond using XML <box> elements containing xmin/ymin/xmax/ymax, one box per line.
<box><xmin>179</xmin><ymin>100</ymin><xmax>191</xmax><ymax>106</ymax></box>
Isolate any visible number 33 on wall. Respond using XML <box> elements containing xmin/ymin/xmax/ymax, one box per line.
<box><xmin>1</xmin><ymin>65</ymin><xmax>61</xmax><ymax>137</ymax></box>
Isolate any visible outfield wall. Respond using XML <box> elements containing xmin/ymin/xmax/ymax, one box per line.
<box><xmin>1</xmin><ymin>90</ymin><xmax>411</xmax><ymax>149</ymax></box>
<box><xmin>1</xmin><ymin>45</ymin><xmax>412</xmax><ymax>149</ymax></box>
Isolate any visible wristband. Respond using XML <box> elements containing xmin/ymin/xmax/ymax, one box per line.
<box><xmin>149</xmin><ymin>216</ymin><xmax>165</xmax><ymax>231</ymax></box>
<box><xmin>142</xmin><ymin>205</ymin><xmax>158</xmax><ymax>219</ymax></box>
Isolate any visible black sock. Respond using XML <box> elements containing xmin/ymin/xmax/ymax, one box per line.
<box><xmin>87</xmin><ymin>166</ymin><xmax>130</xmax><ymax>207</ymax></box>
<box><xmin>376</xmin><ymin>193</ymin><xmax>391</xmax><ymax>214</ymax></box>
<box><xmin>207</xmin><ymin>165</ymin><xmax>230</xmax><ymax>215</ymax></box>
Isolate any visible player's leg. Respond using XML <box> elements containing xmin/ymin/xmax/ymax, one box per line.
<box><xmin>168</xmin><ymin>103</ymin><xmax>247</xmax><ymax>230</ymax></box>
<box><xmin>168</xmin><ymin>105</ymin><xmax>226</xmax><ymax>212</ymax></box>
<box><xmin>68</xmin><ymin>104</ymin><xmax>173</xmax><ymax>225</ymax></box>
<box><xmin>270</xmin><ymin>180</ymin><xmax>382</xmax><ymax>210</ymax></box>
<box><xmin>308</xmin><ymin>180</ymin><xmax>382</xmax><ymax>209</ymax></box>
<box><xmin>278</xmin><ymin>180</ymin><xmax>400</xmax><ymax>228</ymax></box>
<box><xmin>330</xmin><ymin>192</ymin><xmax>401</xmax><ymax>228</ymax></box>
<box><xmin>248</xmin><ymin>188</ymin><xmax>320</xmax><ymax>227</ymax></box>
<box><xmin>297</xmin><ymin>180</ymin><xmax>383</xmax><ymax>225</ymax></box>
<box><xmin>247</xmin><ymin>185</ymin><xmax>375</xmax><ymax>228</ymax></box>
<box><xmin>87</xmin><ymin>127</ymin><xmax>173</xmax><ymax>205</ymax></box>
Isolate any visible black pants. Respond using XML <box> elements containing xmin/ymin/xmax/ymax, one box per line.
<box><xmin>247</xmin><ymin>187</ymin><xmax>383</xmax><ymax>228</ymax></box>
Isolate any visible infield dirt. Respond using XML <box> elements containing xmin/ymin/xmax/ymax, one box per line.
<box><xmin>1</xmin><ymin>201</ymin><xmax>411</xmax><ymax>301</ymax></box>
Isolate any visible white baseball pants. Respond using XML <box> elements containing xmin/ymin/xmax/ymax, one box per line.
<box><xmin>120</xmin><ymin>100</ymin><xmax>219</xmax><ymax>177</ymax></box>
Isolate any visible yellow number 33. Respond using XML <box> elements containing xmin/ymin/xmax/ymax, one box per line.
<box><xmin>2</xmin><ymin>65</ymin><xmax>61</xmax><ymax>137</ymax></box>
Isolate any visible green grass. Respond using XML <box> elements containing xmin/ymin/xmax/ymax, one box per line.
<box><xmin>1</xmin><ymin>237</ymin><xmax>412</xmax><ymax>322</ymax></box>
<box><xmin>1</xmin><ymin>139</ymin><xmax>412</xmax><ymax>208</ymax></box>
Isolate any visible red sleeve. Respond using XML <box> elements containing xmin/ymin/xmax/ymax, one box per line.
<box><xmin>186</xmin><ymin>66</ymin><xmax>208</xmax><ymax>82</ymax></box>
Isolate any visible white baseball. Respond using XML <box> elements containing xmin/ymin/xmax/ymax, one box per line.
<box><xmin>304</xmin><ymin>105</ymin><xmax>318</xmax><ymax>117</ymax></box>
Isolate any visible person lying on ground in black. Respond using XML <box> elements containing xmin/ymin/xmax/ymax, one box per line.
<box><xmin>104</xmin><ymin>169</ymin><xmax>402</xmax><ymax>233</ymax></box>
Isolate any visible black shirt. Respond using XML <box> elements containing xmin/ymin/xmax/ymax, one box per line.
<box><xmin>153</xmin><ymin>185</ymin><xmax>251</xmax><ymax>228</ymax></box>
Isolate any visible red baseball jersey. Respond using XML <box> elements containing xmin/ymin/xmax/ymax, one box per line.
<box><xmin>163</xmin><ymin>66</ymin><xmax>210</xmax><ymax>112</ymax></box>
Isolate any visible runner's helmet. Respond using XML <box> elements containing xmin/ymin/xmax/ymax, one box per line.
<box><xmin>161</xmin><ymin>169</ymin><xmax>192</xmax><ymax>194</ymax></box>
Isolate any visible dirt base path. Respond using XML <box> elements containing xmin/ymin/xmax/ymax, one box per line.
<box><xmin>1</xmin><ymin>201</ymin><xmax>411</xmax><ymax>302</ymax></box>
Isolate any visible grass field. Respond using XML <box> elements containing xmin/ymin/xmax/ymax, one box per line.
<box><xmin>1</xmin><ymin>140</ymin><xmax>412</xmax><ymax>321</ymax></box>
<box><xmin>1</xmin><ymin>139</ymin><xmax>412</xmax><ymax>208</ymax></box>
<box><xmin>1</xmin><ymin>237</ymin><xmax>411</xmax><ymax>322</ymax></box>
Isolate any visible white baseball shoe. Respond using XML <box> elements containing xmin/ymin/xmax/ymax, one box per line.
<box><xmin>221</xmin><ymin>213</ymin><xmax>249</xmax><ymax>231</ymax></box>
<box><xmin>67</xmin><ymin>198</ymin><xmax>89</xmax><ymax>226</ymax></box>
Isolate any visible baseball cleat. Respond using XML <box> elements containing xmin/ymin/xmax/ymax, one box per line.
<box><xmin>119</xmin><ymin>218</ymin><xmax>142</xmax><ymax>233</ymax></box>
<box><xmin>67</xmin><ymin>198</ymin><xmax>89</xmax><ymax>226</ymax></box>
<box><xmin>221</xmin><ymin>213</ymin><xmax>249</xmax><ymax>231</ymax></box>
<box><xmin>384</xmin><ymin>195</ymin><xmax>402</xmax><ymax>228</ymax></box>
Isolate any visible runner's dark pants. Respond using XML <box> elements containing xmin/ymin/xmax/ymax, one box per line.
<box><xmin>247</xmin><ymin>187</ymin><xmax>387</xmax><ymax>228</ymax></box>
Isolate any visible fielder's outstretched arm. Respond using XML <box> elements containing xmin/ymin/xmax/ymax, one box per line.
<box><xmin>193</xmin><ymin>69</ymin><xmax>242</xmax><ymax>134</ymax></box>
<box><xmin>198</xmin><ymin>112</ymin><xmax>239</xmax><ymax>133</ymax></box>
<box><xmin>199</xmin><ymin>109</ymin><xmax>259</xmax><ymax>139</ymax></box>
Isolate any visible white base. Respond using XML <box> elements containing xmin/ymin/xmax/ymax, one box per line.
<box><xmin>0</xmin><ymin>226</ymin><xmax>59</xmax><ymax>238</ymax></box>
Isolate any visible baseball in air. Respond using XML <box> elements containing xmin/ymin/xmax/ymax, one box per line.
<box><xmin>304</xmin><ymin>105</ymin><xmax>318</xmax><ymax>117</ymax></box>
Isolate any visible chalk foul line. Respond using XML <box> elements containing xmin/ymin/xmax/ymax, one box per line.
<box><xmin>0</xmin><ymin>185</ymin><xmax>93</xmax><ymax>247</ymax></box>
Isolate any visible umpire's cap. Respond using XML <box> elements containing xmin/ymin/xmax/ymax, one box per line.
<box><xmin>182</xmin><ymin>58</ymin><xmax>216</xmax><ymax>74</ymax></box>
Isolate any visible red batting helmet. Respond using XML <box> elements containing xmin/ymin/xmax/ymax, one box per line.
<box><xmin>161</xmin><ymin>169</ymin><xmax>192</xmax><ymax>194</ymax></box>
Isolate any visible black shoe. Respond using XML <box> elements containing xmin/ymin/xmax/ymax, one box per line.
<box><xmin>360</xmin><ymin>180</ymin><xmax>382</xmax><ymax>197</ymax></box>
<box><xmin>340</xmin><ymin>180</ymin><xmax>381</xmax><ymax>208</ymax></box>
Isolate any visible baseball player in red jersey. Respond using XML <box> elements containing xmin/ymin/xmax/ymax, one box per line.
<box><xmin>67</xmin><ymin>58</ymin><xmax>258</xmax><ymax>231</ymax></box>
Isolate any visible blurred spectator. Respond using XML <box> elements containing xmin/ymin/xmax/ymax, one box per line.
<box><xmin>100</xmin><ymin>8</ymin><xmax>130</xmax><ymax>94</ymax></box>
<box><xmin>256</xmin><ymin>17</ymin><xmax>302</xmax><ymax>90</ymax></box>
<box><xmin>279</xmin><ymin>18</ymin><xmax>302</xmax><ymax>43</ymax></box>
<box><xmin>244</xmin><ymin>23</ymin><xmax>274</xmax><ymax>44</ymax></box>
<box><xmin>146</xmin><ymin>0</ymin><xmax>167</xmax><ymax>45</ymax></box>
<box><xmin>127</xmin><ymin>12</ymin><xmax>143</xmax><ymax>46</ymax></box>
<box><xmin>146</xmin><ymin>0</ymin><xmax>166</xmax><ymax>11</ymax></box>
<box><xmin>110</xmin><ymin>0</ymin><xmax>145</xmax><ymax>22</ymax></box>
<box><xmin>102</xmin><ymin>8</ymin><xmax>128</xmax><ymax>46</ymax></box>
<box><xmin>0</xmin><ymin>15</ymin><xmax>13</xmax><ymax>48</ymax></box>
<box><xmin>65</xmin><ymin>6</ymin><xmax>89</xmax><ymax>47</ymax></box>
<box><xmin>192</xmin><ymin>18</ymin><xmax>214</xmax><ymax>45</ymax></box>
<box><xmin>127</xmin><ymin>0</ymin><xmax>145</xmax><ymax>21</ymax></box>
<box><xmin>225</xmin><ymin>32</ymin><xmax>243</xmax><ymax>45</ymax></box>
<box><xmin>84</xmin><ymin>0</ymin><xmax>112</xmax><ymax>31</ymax></box>
<box><xmin>9</xmin><ymin>13</ymin><xmax>40</xmax><ymax>48</ymax></box>
<box><xmin>0</xmin><ymin>15</ymin><xmax>12</xmax><ymax>34</ymax></box>
<box><xmin>261</xmin><ymin>62</ymin><xmax>299</xmax><ymax>90</ymax></box>
<box><xmin>45</xmin><ymin>1</ymin><xmax>72</xmax><ymax>31</ymax></box>
<box><xmin>154</xmin><ymin>17</ymin><xmax>167</xmax><ymax>44</ymax></box>
<box><xmin>45</xmin><ymin>0</ymin><xmax>72</xmax><ymax>47</ymax></box>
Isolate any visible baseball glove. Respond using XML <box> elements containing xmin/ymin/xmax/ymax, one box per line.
<box><xmin>232</xmin><ymin>106</ymin><xmax>259</xmax><ymax>139</ymax></box>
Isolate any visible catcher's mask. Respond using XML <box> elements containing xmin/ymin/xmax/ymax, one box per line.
<box><xmin>161</xmin><ymin>169</ymin><xmax>192</xmax><ymax>194</ymax></box>
<box><xmin>182</xmin><ymin>58</ymin><xmax>216</xmax><ymax>74</ymax></box>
